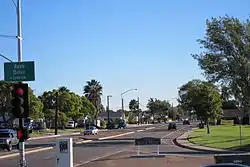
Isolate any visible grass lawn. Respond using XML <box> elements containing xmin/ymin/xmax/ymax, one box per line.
<box><xmin>31</xmin><ymin>128</ymin><xmax>83</xmax><ymax>137</ymax></box>
<box><xmin>188</xmin><ymin>125</ymin><xmax>250</xmax><ymax>151</ymax></box>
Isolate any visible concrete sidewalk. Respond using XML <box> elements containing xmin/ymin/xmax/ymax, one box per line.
<box><xmin>174</xmin><ymin>129</ymin><xmax>243</xmax><ymax>153</ymax></box>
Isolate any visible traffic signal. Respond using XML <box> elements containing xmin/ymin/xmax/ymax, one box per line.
<box><xmin>11</xmin><ymin>83</ymin><xmax>29</xmax><ymax>118</ymax></box>
<box><xmin>17</xmin><ymin>128</ymin><xmax>30</xmax><ymax>142</ymax></box>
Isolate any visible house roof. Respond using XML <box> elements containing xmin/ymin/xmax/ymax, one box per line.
<box><xmin>99</xmin><ymin>111</ymin><xmax>123</xmax><ymax>118</ymax></box>
<box><xmin>223</xmin><ymin>109</ymin><xmax>245</xmax><ymax>118</ymax></box>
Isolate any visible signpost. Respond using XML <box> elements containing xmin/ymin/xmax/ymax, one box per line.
<box><xmin>4</xmin><ymin>61</ymin><xmax>35</xmax><ymax>82</ymax></box>
<box><xmin>135</xmin><ymin>137</ymin><xmax>161</xmax><ymax>156</ymax></box>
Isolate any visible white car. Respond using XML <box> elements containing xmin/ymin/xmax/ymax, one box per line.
<box><xmin>66</xmin><ymin>121</ymin><xmax>75</xmax><ymax>129</ymax></box>
<box><xmin>83</xmin><ymin>126</ymin><xmax>99</xmax><ymax>135</ymax></box>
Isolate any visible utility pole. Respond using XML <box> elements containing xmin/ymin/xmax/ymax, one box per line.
<box><xmin>137</xmin><ymin>97</ymin><xmax>140</xmax><ymax>125</ymax></box>
<box><xmin>107</xmin><ymin>95</ymin><xmax>112</xmax><ymax>128</ymax></box>
<box><xmin>16</xmin><ymin>0</ymin><xmax>26</xmax><ymax>166</ymax></box>
<box><xmin>121</xmin><ymin>97</ymin><xmax>124</xmax><ymax>113</ymax></box>
<box><xmin>55</xmin><ymin>92</ymin><xmax>58</xmax><ymax>135</ymax></box>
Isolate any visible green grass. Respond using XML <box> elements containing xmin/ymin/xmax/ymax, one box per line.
<box><xmin>31</xmin><ymin>128</ymin><xmax>83</xmax><ymax>137</ymax></box>
<box><xmin>188</xmin><ymin>125</ymin><xmax>250</xmax><ymax>151</ymax></box>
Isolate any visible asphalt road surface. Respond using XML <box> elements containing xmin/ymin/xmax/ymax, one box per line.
<box><xmin>0</xmin><ymin>123</ymin><xmax>203</xmax><ymax>167</ymax></box>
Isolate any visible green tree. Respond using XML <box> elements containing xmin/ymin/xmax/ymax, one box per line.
<box><xmin>40</xmin><ymin>87</ymin><xmax>95</xmax><ymax>127</ymax></box>
<box><xmin>192</xmin><ymin>16</ymin><xmax>250</xmax><ymax>115</ymax></box>
<box><xmin>178</xmin><ymin>79</ymin><xmax>223</xmax><ymax>134</ymax></box>
<box><xmin>81</xmin><ymin>96</ymin><xmax>96</xmax><ymax>119</ymax></box>
<box><xmin>146</xmin><ymin>98</ymin><xmax>171</xmax><ymax>122</ymax></box>
<box><xmin>0</xmin><ymin>81</ymin><xmax>13</xmax><ymax>124</ymax></box>
<box><xmin>83</xmin><ymin>79</ymin><xmax>103</xmax><ymax>119</ymax></box>
<box><xmin>129</xmin><ymin>99</ymin><xmax>139</xmax><ymax>112</ymax></box>
<box><xmin>28</xmin><ymin>88</ymin><xmax>44</xmax><ymax>121</ymax></box>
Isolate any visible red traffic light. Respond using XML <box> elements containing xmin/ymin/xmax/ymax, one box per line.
<box><xmin>16</xmin><ymin>88</ymin><xmax>24</xmax><ymax>96</ymax></box>
<box><xmin>17</xmin><ymin>129</ymin><xmax>23</xmax><ymax>139</ymax></box>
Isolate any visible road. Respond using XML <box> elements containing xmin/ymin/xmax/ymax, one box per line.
<box><xmin>0</xmin><ymin>123</ymin><xmax>205</xmax><ymax>167</ymax></box>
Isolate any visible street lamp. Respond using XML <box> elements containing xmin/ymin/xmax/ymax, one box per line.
<box><xmin>107</xmin><ymin>95</ymin><xmax>112</xmax><ymax>126</ymax></box>
<box><xmin>121</xmin><ymin>88</ymin><xmax>138</xmax><ymax>113</ymax></box>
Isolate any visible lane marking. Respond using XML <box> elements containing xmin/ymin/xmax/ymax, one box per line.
<box><xmin>0</xmin><ymin>147</ymin><xmax>54</xmax><ymax>160</ymax></box>
<box><xmin>75</xmin><ymin>140</ymin><xmax>92</xmax><ymax>145</ymax></box>
<box><xmin>98</xmin><ymin>132</ymin><xmax>135</xmax><ymax>140</ymax></box>
<box><xmin>137</xmin><ymin>130</ymin><xmax>144</xmax><ymax>132</ymax></box>
<box><xmin>145</xmin><ymin>127</ymin><xmax>155</xmax><ymax>130</ymax></box>
<box><xmin>74</xmin><ymin>150</ymin><xmax>125</xmax><ymax>166</ymax></box>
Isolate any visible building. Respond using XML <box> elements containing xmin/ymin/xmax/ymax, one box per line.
<box><xmin>99</xmin><ymin>111</ymin><xmax>125</xmax><ymax>122</ymax></box>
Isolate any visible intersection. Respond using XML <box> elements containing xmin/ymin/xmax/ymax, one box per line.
<box><xmin>0</xmin><ymin>123</ymin><xmax>214</xmax><ymax>167</ymax></box>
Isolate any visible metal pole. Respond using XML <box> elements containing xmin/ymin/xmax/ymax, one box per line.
<box><xmin>17</xmin><ymin>0</ymin><xmax>23</xmax><ymax>62</ymax></box>
<box><xmin>107</xmin><ymin>96</ymin><xmax>110</xmax><ymax>126</ymax></box>
<box><xmin>137</xmin><ymin>97</ymin><xmax>140</xmax><ymax>125</ymax></box>
<box><xmin>172</xmin><ymin>102</ymin><xmax>174</xmax><ymax>120</ymax></box>
<box><xmin>55</xmin><ymin>92</ymin><xmax>58</xmax><ymax>135</ymax></box>
<box><xmin>17</xmin><ymin>0</ymin><xmax>26</xmax><ymax>166</ymax></box>
<box><xmin>121</xmin><ymin>97</ymin><xmax>124</xmax><ymax>113</ymax></box>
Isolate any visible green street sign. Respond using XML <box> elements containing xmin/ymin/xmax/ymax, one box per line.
<box><xmin>4</xmin><ymin>61</ymin><xmax>35</xmax><ymax>82</ymax></box>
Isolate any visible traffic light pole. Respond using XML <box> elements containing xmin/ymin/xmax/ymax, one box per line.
<box><xmin>17</xmin><ymin>0</ymin><xmax>26</xmax><ymax>166</ymax></box>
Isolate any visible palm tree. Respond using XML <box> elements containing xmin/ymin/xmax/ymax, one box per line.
<box><xmin>83</xmin><ymin>79</ymin><xmax>103</xmax><ymax>119</ymax></box>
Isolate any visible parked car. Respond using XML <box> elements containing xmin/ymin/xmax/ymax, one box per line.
<box><xmin>83</xmin><ymin>126</ymin><xmax>99</xmax><ymax>135</ymax></box>
<box><xmin>0</xmin><ymin>129</ymin><xmax>19</xmax><ymax>151</ymax></box>
<box><xmin>183</xmin><ymin>120</ymin><xmax>190</xmax><ymax>125</ymax></box>
<box><xmin>66</xmin><ymin>121</ymin><xmax>75</xmax><ymax>129</ymax></box>
<box><xmin>118</xmin><ymin>122</ymin><xmax>127</xmax><ymax>129</ymax></box>
<box><xmin>168</xmin><ymin>122</ymin><xmax>177</xmax><ymax>130</ymax></box>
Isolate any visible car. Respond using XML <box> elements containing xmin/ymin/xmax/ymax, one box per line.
<box><xmin>183</xmin><ymin>120</ymin><xmax>190</xmax><ymax>125</ymax></box>
<box><xmin>0</xmin><ymin>129</ymin><xmax>19</xmax><ymax>151</ymax></box>
<box><xmin>83</xmin><ymin>126</ymin><xmax>99</xmax><ymax>135</ymax></box>
<box><xmin>118</xmin><ymin>122</ymin><xmax>127</xmax><ymax>129</ymax></box>
<box><xmin>168</xmin><ymin>122</ymin><xmax>177</xmax><ymax>130</ymax></box>
<box><xmin>66</xmin><ymin>121</ymin><xmax>75</xmax><ymax>129</ymax></box>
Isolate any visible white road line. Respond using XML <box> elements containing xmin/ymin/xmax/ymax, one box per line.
<box><xmin>137</xmin><ymin>130</ymin><xmax>144</xmax><ymax>132</ymax></box>
<box><xmin>98</xmin><ymin>132</ymin><xmax>135</xmax><ymax>140</ymax></box>
<box><xmin>74</xmin><ymin>150</ymin><xmax>125</xmax><ymax>167</ymax></box>
<box><xmin>75</xmin><ymin>140</ymin><xmax>92</xmax><ymax>144</ymax></box>
<box><xmin>0</xmin><ymin>147</ymin><xmax>54</xmax><ymax>160</ymax></box>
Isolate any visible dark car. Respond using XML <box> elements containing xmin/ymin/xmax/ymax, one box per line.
<box><xmin>168</xmin><ymin>122</ymin><xmax>177</xmax><ymax>130</ymax></box>
<box><xmin>118</xmin><ymin>122</ymin><xmax>127</xmax><ymax>129</ymax></box>
<box><xmin>183</xmin><ymin>120</ymin><xmax>190</xmax><ymax>125</ymax></box>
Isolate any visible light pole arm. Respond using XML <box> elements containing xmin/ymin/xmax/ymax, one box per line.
<box><xmin>0</xmin><ymin>53</ymin><xmax>13</xmax><ymax>62</ymax></box>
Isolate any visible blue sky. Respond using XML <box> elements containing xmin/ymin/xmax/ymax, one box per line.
<box><xmin>0</xmin><ymin>0</ymin><xmax>249</xmax><ymax>110</ymax></box>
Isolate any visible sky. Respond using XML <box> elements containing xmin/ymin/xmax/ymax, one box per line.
<box><xmin>0</xmin><ymin>0</ymin><xmax>249</xmax><ymax>111</ymax></box>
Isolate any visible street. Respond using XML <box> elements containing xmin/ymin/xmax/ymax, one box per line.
<box><xmin>0</xmin><ymin>123</ymin><xmax>215</xmax><ymax>167</ymax></box>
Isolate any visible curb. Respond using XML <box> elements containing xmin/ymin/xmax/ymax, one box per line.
<box><xmin>173</xmin><ymin>131</ymin><xmax>246</xmax><ymax>154</ymax></box>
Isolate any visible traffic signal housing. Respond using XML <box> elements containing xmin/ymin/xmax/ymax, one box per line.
<box><xmin>11</xmin><ymin>83</ymin><xmax>29</xmax><ymax>118</ymax></box>
<box><xmin>17</xmin><ymin>128</ymin><xmax>31</xmax><ymax>142</ymax></box>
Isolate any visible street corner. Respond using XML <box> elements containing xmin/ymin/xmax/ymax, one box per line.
<box><xmin>173</xmin><ymin>130</ymin><xmax>232</xmax><ymax>153</ymax></box>
<box><xmin>78</xmin><ymin>150</ymin><xmax>214</xmax><ymax>167</ymax></box>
